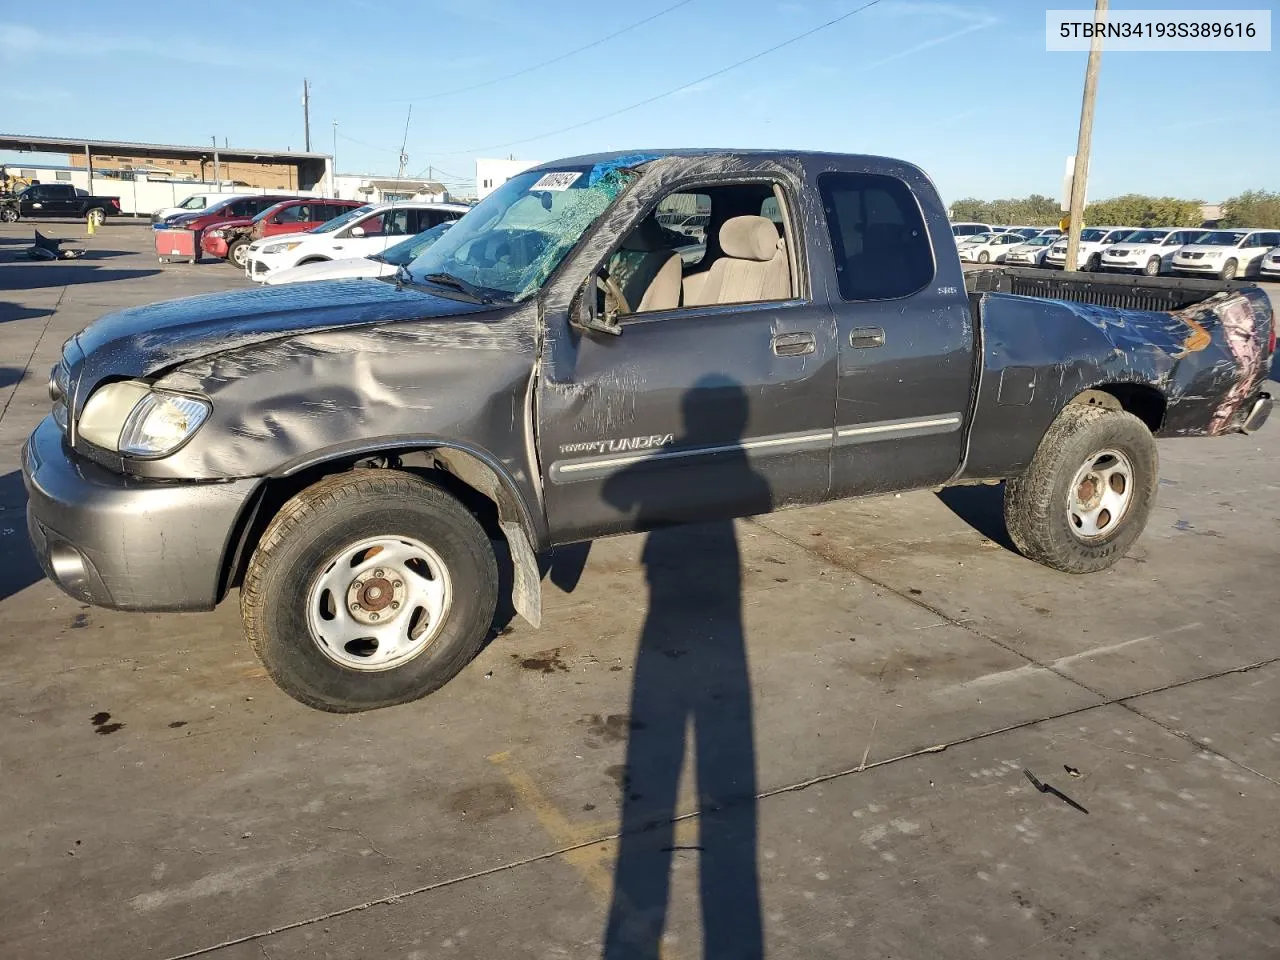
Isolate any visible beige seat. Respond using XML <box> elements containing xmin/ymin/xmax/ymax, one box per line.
<box><xmin>684</xmin><ymin>215</ymin><xmax>790</xmax><ymax>307</ymax></box>
<box><xmin>606</xmin><ymin>218</ymin><xmax>683</xmax><ymax>314</ymax></box>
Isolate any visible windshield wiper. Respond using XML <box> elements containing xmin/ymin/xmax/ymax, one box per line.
<box><xmin>423</xmin><ymin>271</ymin><xmax>494</xmax><ymax>304</ymax></box>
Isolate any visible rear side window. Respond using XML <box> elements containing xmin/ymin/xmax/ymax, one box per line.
<box><xmin>819</xmin><ymin>172</ymin><xmax>933</xmax><ymax>301</ymax></box>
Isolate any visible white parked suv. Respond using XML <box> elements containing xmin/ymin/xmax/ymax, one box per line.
<box><xmin>244</xmin><ymin>201</ymin><xmax>470</xmax><ymax>282</ymax></box>
<box><xmin>1100</xmin><ymin>228</ymin><xmax>1202</xmax><ymax>276</ymax></box>
<box><xmin>1042</xmin><ymin>227</ymin><xmax>1134</xmax><ymax>271</ymax></box>
<box><xmin>1260</xmin><ymin>245</ymin><xmax>1280</xmax><ymax>279</ymax></box>
<box><xmin>958</xmin><ymin>231</ymin><xmax>1025</xmax><ymax>264</ymax></box>
<box><xmin>1171</xmin><ymin>229</ymin><xmax>1280</xmax><ymax>281</ymax></box>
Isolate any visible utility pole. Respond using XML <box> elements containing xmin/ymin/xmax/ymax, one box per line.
<box><xmin>331</xmin><ymin>120</ymin><xmax>339</xmax><ymax>199</ymax></box>
<box><xmin>1064</xmin><ymin>0</ymin><xmax>1107</xmax><ymax>273</ymax></box>
<box><xmin>211</xmin><ymin>135</ymin><xmax>221</xmax><ymax>185</ymax></box>
<box><xmin>397</xmin><ymin>105</ymin><xmax>413</xmax><ymax>181</ymax></box>
<box><xmin>303</xmin><ymin>78</ymin><xmax>312</xmax><ymax>152</ymax></box>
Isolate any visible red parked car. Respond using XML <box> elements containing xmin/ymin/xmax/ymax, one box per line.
<box><xmin>202</xmin><ymin>198</ymin><xmax>364</xmax><ymax>267</ymax></box>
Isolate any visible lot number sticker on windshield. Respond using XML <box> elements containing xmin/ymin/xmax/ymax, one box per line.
<box><xmin>530</xmin><ymin>172</ymin><xmax>581</xmax><ymax>192</ymax></box>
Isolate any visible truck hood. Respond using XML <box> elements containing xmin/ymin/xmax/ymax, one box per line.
<box><xmin>68</xmin><ymin>279</ymin><xmax>494</xmax><ymax>401</ymax></box>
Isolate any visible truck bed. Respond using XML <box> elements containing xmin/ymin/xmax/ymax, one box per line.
<box><xmin>965</xmin><ymin>265</ymin><xmax>1254</xmax><ymax>312</ymax></box>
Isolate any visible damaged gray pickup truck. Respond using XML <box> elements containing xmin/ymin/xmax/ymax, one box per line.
<box><xmin>24</xmin><ymin>150</ymin><xmax>1276</xmax><ymax>711</ymax></box>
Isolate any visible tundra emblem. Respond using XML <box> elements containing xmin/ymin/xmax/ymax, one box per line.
<box><xmin>560</xmin><ymin>434</ymin><xmax>675</xmax><ymax>455</ymax></box>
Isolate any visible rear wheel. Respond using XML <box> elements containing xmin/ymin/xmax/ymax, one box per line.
<box><xmin>241</xmin><ymin>470</ymin><xmax>499</xmax><ymax>712</ymax></box>
<box><xmin>1220</xmin><ymin>259</ymin><xmax>1237</xmax><ymax>281</ymax></box>
<box><xmin>0</xmin><ymin>205</ymin><xmax>17</xmax><ymax>223</ymax></box>
<box><xmin>228</xmin><ymin>239</ymin><xmax>250</xmax><ymax>268</ymax></box>
<box><xmin>977</xmin><ymin>250</ymin><xmax>990</xmax><ymax>264</ymax></box>
<box><xmin>1143</xmin><ymin>256</ymin><xmax>1161</xmax><ymax>277</ymax></box>
<box><xmin>1004</xmin><ymin>404</ymin><xmax>1158</xmax><ymax>574</ymax></box>
<box><xmin>86</xmin><ymin>208</ymin><xmax>105</xmax><ymax>227</ymax></box>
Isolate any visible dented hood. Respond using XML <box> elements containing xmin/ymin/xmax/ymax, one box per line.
<box><xmin>71</xmin><ymin>279</ymin><xmax>494</xmax><ymax>383</ymax></box>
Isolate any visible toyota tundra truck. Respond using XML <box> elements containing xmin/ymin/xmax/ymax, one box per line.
<box><xmin>23</xmin><ymin>150</ymin><xmax>1275</xmax><ymax>712</ymax></box>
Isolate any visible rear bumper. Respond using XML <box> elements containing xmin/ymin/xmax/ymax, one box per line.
<box><xmin>22</xmin><ymin>416</ymin><xmax>259</xmax><ymax>611</ymax></box>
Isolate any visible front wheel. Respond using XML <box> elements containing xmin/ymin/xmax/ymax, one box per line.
<box><xmin>1220</xmin><ymin>259</ymin><xmax>1237</xmax><ymax>281</ymax></box>
<box><xmin>1144</xmin><ymin>256</ymin><xmax>1161</xmax><ymax>277</ymax></box>
<box><xmin>0</xmin><ymin>205</ymin><xmax>17</xmax><ymax>223</ymax></box>
<box><xmin>1085</xmin><ymin>253</ymin><xmax>1101</xmax><ymax>272</ymax></box>
<box><xmin>228</xmin><ymin>239</ymin><xmax>249</xmax><ymax>268</ymax></box>
<box><xmin>977</xmin><ymin>250</ymin><xmax>990</xmax><ymax>264</ymax></box>
<box><xmin>241</xmin><ymin>470</ymin><xmax>499</xmax><ymax>712</ymax></box>
<box><xmin>1004</xmin><ymin>404</ymin><xmax>1158</xmax><ymax>574</ymax></box>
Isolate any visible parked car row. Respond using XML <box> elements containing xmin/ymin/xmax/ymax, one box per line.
<box><xmin>202</xmin><ymin>198</ymin><xmax>366</xmax><ymax>267</ymax></box>
<box><xmin>954</xmin><ymin>222</ymin><xmax>1280</xmax><ymax>279</ymax></box>
<box><xmin>242</xmin><ymin>201</ymin><xmax>469</xmax><ymax>282</ymax></box>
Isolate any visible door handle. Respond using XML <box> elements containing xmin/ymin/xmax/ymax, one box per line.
<box><xmin>849</xmin><ymin>326</ymin><xmax>886</xmax><ymax>348</ymax></box>
<box><xmin>772</xmin><ymin>332</ymin><xmax>816</xmax><ymax>357</ymax></box>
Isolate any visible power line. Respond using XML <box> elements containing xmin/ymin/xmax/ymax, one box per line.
<box><xmin>440</xmin><ymin>0</ymin><xmax>884</xmax><ymax>156</ymax></box>
<box><xmin>395</xmin><ymin>0</ymin><xmax>699</xmax><ymax>104</ymax></box>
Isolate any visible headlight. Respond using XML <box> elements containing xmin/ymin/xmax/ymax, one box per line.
<box><xmin>78</xmin><ymin>381</ymin><xmax>210</xmax><ymax>458</ymax></box>
<box><xmin>262</xmin><ymin>241</ymin><xmax>303</xmax><ymax>255</ymax></box>
<box><xmin>207</xmin><ymin>228</ymin><xmax>224</xmax><ymax>238</ymax></box>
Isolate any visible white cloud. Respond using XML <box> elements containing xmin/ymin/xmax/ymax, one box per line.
<box><xmin>859</xmin><ymin>5</ymin><xmax>1000</xmax><ymax>72</ymax></box>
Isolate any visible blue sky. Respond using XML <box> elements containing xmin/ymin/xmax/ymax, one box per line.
<box><xmin>1</xmin><ymin>0</ymin><xmax>1275</xmax><ymax>202</ymax></box>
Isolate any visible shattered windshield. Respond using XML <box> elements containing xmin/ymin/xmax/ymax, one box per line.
<box><xmin>406</xmin><ymin>157</ymin><xmax>652</xmax><ymax>302</ymax></box>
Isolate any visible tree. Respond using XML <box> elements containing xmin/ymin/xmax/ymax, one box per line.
<box><xmin>1219</xmin><ymin>190</ymin><xmax>1280</xmax><ymax>228</ymax></box>
<box><xmin>1083</xmin><ymin>194</ymin><xmax>1203</xmax><ymax>227</ymax></box>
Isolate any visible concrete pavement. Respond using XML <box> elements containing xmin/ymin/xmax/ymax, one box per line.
<box><xmin>1</xmin><ymin>221</ymin><xmax>1277</xmax><ymax>959</ymax></box>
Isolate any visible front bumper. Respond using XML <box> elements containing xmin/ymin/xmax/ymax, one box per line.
<box><xmin>202</xmin><ymin>235</ymin><xmax>230</xmax><ymax>258</ymax></box>
<box><xmin>244</xmin><ymin>255</ymin><xmax>278</xmax><ymax>282</ymax></box>
<box><xmin>1259</xmin><ymin>261</ymin><xmax>1280</xmax><ymax>278</ymax></box>
<box><xmin>1172</xmin><ymin>260</ymin><xmax>1218</xmax><ymax>273</ymax></box>
<box><xmin>22</xmin><ymin>416</ymin><xmax>260</xmax><ymax>611</ymax></box>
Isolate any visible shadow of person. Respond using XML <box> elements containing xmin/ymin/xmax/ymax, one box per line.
<box><xmin>602</xmin><ymin>374</ymin><xmax>768</xmax><ymax>960</ymax></box>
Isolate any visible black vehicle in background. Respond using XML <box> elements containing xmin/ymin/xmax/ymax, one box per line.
<box><xmin>10</xmin><ymin>182</ymin><xmax>122</xmax><ymax>225</ymax></box>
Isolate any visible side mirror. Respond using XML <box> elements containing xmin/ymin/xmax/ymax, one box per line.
<box><xmin>350</xmin><ymin>226</ymin><xmax>366</xmax><ymax>237</ymax></box>
<box><xmin>570</xmin><ymin>278</ymin><xmax>622</xmax><ymax>337</ymax></box>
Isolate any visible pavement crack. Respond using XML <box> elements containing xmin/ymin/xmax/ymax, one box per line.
<box><xmin>0</xmin><ymin>285</ymin><xmax>64</xmax><ymax>425</ymax></box>
<box><xmin>749</xmin><ymin>517</ymin><xmax>1280</xmax><ymax>790</ymax></box>
<box><xmin>160</xmin><ymin>655</ymin><xmax>1280</xmax><ymax>959</ymax></box>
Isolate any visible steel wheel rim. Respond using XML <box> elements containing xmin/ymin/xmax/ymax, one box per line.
<box><xmin>305</xmin><ymin>534</ymin><xmax>453</xmax><ymax>672</ymax></box>
<box><xmin>1067</xmin><ymin>448</ymin><xmax>1134</xmax><ymax>542</ymax></box>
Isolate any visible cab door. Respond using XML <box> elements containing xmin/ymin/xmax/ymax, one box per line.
<box><xmin>818</xmin><ymin>169</ymin><xmax>975</xmax><ymax>498</ymax></box>
<box><xmin>537</xmin><ymin>180</ymin><xmax>836</xmax><ymax>545</ymax></box>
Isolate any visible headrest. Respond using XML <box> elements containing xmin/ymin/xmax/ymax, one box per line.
<box><xmin>622</xmin><ymin>217</ymin><xmax>671</xmax><ymax>252</ymax></box>
<box><xmin>719</xmin><ymin>215</ymin><xmax>780</xmax><ymax>261</ymax></box>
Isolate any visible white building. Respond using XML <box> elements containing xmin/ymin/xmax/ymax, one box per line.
<box><xmin>332</xmin><ymin>174</ymin><xmax>450</xmax><ymax>204</ymax></box>
<box><xmin>476</xmin><ymin>158</ymin><xmax>542</xmax><ymax>199</ymax></box>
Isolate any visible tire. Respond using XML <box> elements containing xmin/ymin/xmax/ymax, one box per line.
<box><xmin>1003</xmin><ymin>404</ymin><xmax>1158</xmax><ymax>574</ymax></box>
<box><xmin>228</xmin><ymin>239</ymin><xmax>249</xmax><ymax>268</ymax></box>
<box><xmin>241</xmin><ymin>469</ymin><xmax>499</xmax><ymax>712</ymax></box>
<box><xmin>1220</xmin><ymin>259</ymin><xmax>1237</xmax><ymax>281</ymax></box>
<box><xmin>86</xmin><ymin>208</ymin><xmax>105</xmax><ymax>227</ymax></box>
<box><xmin>0</xmin><ymin>206</ymin><xmax>17</xmax><ymax>223</ymax></box>
<box><xmin>1085</xmin><ymin>253</ymin><xmax>1101</xmax><ymax>272</ymax></box>
<box><xmin>977</xmin><ymin>250</ymin><xmax>990</xmax><ymax>264</ymax></box>
<box><xmin>1144</xmin><ymin>257</ymin><xmax>1161</xmax><ymax>277</ymax></box>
